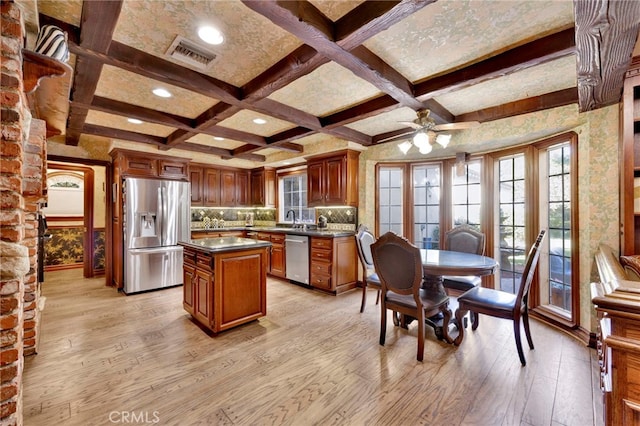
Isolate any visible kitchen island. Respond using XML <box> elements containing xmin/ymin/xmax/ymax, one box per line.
<box><xmin>178</xmin><ymin>237</ymin><xmax>271</xmax><ymax>334</ymax></box>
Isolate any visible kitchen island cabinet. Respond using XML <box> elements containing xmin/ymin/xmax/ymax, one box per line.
<box><xmin>179</xmin><ymin>237</ymin><xmax>270</xmax><ymax>334</ymax></box>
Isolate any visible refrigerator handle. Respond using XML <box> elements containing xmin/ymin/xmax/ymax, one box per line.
<box><xmin>158</xmin><ymin>186</ymin><xmax>165</xmax><ymax>246</ymax></box>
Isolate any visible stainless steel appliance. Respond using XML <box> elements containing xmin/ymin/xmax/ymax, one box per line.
<box><xmin>123</xmin><ymin>177</ymin><xmax>190</xmax><ymax>294</ymax></box>
<box><xmin>285</xmin><ymin>235</ymin><xmax>309</xmax><ymax>285</ymax></box>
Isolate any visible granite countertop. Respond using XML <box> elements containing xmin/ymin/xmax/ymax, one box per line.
<box><xmin>191</xmin><ymin>226</ymin><xmax>355</xmax><ymax>238</ymax></box>
<box><xmin>179</xmin><ymin>237</ymin><xmax>272</xmax><ymax>253</ymax></box>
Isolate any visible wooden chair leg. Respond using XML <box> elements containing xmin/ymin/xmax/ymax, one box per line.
<box><xmin>360</xmin><ymin>282</ymin><xmax>367</xmax><ymax>313</ymax></box>
<box><xmin>523</xmin><ymin>309</ymin><xmax>534</xmax><ymax>349</ymax></box>
<box><xmin>441</xmin><ymin>305</ymin><xmax>453</xmax><ymax>344</ymax></box>
<box><xmin>417</xmin><ymin>311</ymin><xmax>425</xmax><ymax>362</ymax></box>
<box><xmin>471</xmin><ymin>311</ymin><xmax>479</xmax><ymax>330</ymax></box>
<box><xmin>514</xmin><ymin>318</ymin><xmax>526</xmax><ymax>366</ymax></box>
<box><xmin>375</xmin><ymin>289</ymin><xmax>380</xmax><ymax>305</ymax></box>
<box><xmin>380</xmin><ymin>305</ymin><xmax>387</xmax><ymax>346</ymax></box>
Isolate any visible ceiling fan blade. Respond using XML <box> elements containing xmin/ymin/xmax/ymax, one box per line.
<box><xmin>398</xmin><ymin>121</ymin><xmax>424</xmax><ymax>130</ymax></box>
<box><xmin>375</xmin><ymin>129</ymin><xmax>413</xmax><ymax>144</ymax></box>
<box><xmin>432</xmin><ymin>121</ymin><xmax>480</xmax><ymax>131</ymax></box>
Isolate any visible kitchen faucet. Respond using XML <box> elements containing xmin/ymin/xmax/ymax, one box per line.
<box><xmin>286</xmin><ymin>209</ymin><xmax>297</xmax><ymax>226</ymax></box>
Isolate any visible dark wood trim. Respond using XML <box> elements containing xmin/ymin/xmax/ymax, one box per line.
<box><xmin>46</xmin><ymin>216</ymin><xmax>84</xmax><ymax>222</ymax></box>
<box><xmin>456</xmin><ymin>88</ymin><xmax>578</xmax><ymax>124</ymax></box>
<box><xmin>574</xmin><ymin>0</ymin><xmax>640</xmax><ymax>112</ymax></box>
<box><xmin>414</xmin><ymin>28</ymin><xmax>576</xmax><ymax>100</ymax></box>
<box><xmin>44</xmin><ymin>263</ymin><xmax>83</xmax><ymax>272</ymax></box>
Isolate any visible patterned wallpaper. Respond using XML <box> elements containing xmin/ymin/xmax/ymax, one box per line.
<box><xmin>44</xmin><ymin>227</ymin><xmax>105</xmax><ymax>274</ymax></box>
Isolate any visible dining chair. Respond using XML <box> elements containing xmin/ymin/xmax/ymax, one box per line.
<box><xmin>355</xmin><ymin>224</ymin><xmax>382</xmax><ymax>313</ymax></box>
<box><xmin>453</xmin><ymin>230</ymin><xmax>546</xmax><ymax>366</ymax></box>
<box><xmin>442</xmin><ymin>224</ymin><xmax>486</xmax><ymax>296</ymax></box>
<box><xmin>371</xmin><ymin>232</ymin><xmax>451</xmax><ymax>362</ymax></box>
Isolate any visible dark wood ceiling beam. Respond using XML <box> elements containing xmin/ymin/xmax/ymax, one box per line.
<box><xmin>321</xmin><ymin>95</ymin><xmax>399</xmax><ymax>128</ymax></box>
<box><xmin>454</xmin><ymin>88</ymin><xmax>578</xmax><ymax>123</ymax></box>
<box><xmin>82</xmin><ymin>96</ymin><xmax>193</xmax><ymax>128</ymax></box>
<box><xmin>83</xmin><ymin>123</ymin><xmax>167</xmax><ymax>146</ymax></box>
<box><xmin>179</xmin><ymin>142</ymin><xmax>266</xmax><ymax>162</ymax></box>
<box><xmin>242</xmin><ymin>1</ymin><xmax>432</xmax><ymax>101</ymax></box>
<box><xmin>574</xmin><ymin>0</ymin><xmax>640</xmax><ymax>112</ymax></box>
<box><xmin>415</xmin><ymin>28</ymin><xmax>577</xmax><ymax>100</ymax></box>
<box><xmin>65</xmin><ymin>1</ymin><xmax>123</xmax><ymax>146</ymax></box>
<box><xmin>242</xmin><ymin>0</ymin><xmax>430</xmax><ymax>113</ymax></box>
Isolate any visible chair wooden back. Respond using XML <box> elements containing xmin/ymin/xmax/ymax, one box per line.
<box><xmin>444</xmin><ymin>224</ymin><xmax>485</xmax><ymax>255</ymax></box>
<box><xmin>355</xmin><ymin>224</ymin><xmax>376</xmax><ymax>273</ymax></box>
<box><xmin>515</xmin><ymin>230</ymin><xmax>546</xmax><ymax>312</ymax></box>
<box><xmin>371</xmin><ymin>232</ymin><xmax>423</xmax><ymax>296</ymax></box>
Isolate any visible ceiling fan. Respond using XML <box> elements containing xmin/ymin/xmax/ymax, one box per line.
<box><xmin>396</xmin><ymin>109</ymin><xmax>480</xmax><ymax>155</ymax></box>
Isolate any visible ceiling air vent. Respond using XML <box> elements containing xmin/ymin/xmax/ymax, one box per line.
<box><xmin>165</xmin><ymin>35</ymin><xmax>217</xmax><ymax>71</ymax></box>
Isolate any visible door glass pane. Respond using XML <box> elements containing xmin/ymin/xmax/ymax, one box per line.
<box><xmin>413</xmin><ymin>164</ymin><xmax>441</xmax><ymax>249</ymax></box>
<box><xmin>378</xmin><ymin>166</ymin><xmax>403</xmax><ymax>236</ymax></box>
<box><xmin>546</xmin><ymin>144</ymin><xmax>573</xmax><ymax>314</ymax></box>
<box><xmin>280</xmin><ymin>174</ymin><xmax>313</xmax><ymax>223</ymax></box>
<box><xmin>451</xmin><ymin>160</ymin><xmax>482</xmax><ymax>227</ymax></box>
<box><xmin>497</xmin><ymin>155</ymin><xmax>526</xmax><ymax>294</ymax></box>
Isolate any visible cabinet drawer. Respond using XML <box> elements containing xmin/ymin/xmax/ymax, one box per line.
<box><xmin>183</xmin><ymin>248</ymin><xmax>197</xmax><ymax>265</ymax></box>
<box><xmin>311</xmin><ymin>238</ymin><xmax>332</xmax><ymax>249</ymax></box>
<box><xmin>196</xmin><ymin>253</ymin><xmax>213</xmax><ymax>270</ymax></box>
<box><xmin>271</xmin><ymin>233</ymin><xmax>286</xmax><ymax>243</ymax></box>
<box><xmin>257</xmin><ymin>232</ymin><xmax>271</xmax><ymax>241</ymax></box>
<box><xmin>311</xmin><ymin>273</ymin><xmax>332</xmax><ymax>290</ymax></box>
<box><xmin>311</xmin><ymin>261</ymin><xmax>331</xmax><ymax>275</ymax></box>
<box><xmin>311</xmin><ymin>248</ymin><xmax>331</xmax><ymax>262</ymax></box>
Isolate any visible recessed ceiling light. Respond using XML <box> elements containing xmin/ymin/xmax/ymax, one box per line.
<box><xmin>152</xmin><ymin>88</ymin><xmax>172</xmax><ymax>98</ymax></box>
<box><xmin>253</xmin><ymin>118</ymin><xmax>267</xmax><ymax>124</ymax></box>
<box><xmin>283</xmin><ymin>161</ymin><xmax>291</xmax><ymax>165</ymax></box>
<box><xmin>198</xmin><ymin>25</ymin><xmax>224</xmax><ymax>45</ymax></box>
<box><xmin>127</xmin><ymin>118</ymin><xmax>143</xmax><ymax>124</ymax></box>
<box><xmin>214</xmin><ymin>137</ymin><xmax>224</xmax><ymax>141</ymax></box>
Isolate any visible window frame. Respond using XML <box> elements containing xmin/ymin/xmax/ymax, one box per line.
<box><xmin>277</xmin><ymin>169</ymin><xmax>314</xmax><ymax>224</ymax></box>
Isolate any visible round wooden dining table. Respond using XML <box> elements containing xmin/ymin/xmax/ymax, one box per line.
<box><xmin>418</xmin><ymin>249</ymin><xmax>499</xmax><ymax>342</ymax></box>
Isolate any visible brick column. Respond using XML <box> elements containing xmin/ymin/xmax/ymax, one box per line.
<box><xmin>1</xmin><ymin>1</ymin><xmax>29</xmax><ymax>424</ymax></box>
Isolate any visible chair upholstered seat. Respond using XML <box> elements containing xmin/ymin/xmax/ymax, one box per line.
<box><xmin>442</xmin><ymin>275</ymin><xmax>481</xmax><ymax>292</ymax></box>
<box><xmin>457</xmin><ymin>286</ymin><xmax>516</xmax><ymax>313</ymax></box>
<box><xmin>386</xmin><ymin>289</ymin><xmax>449</xmax><ymax>311</ymax></box>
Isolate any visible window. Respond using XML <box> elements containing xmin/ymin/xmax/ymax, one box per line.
<box><xmin>495</xmin><ymin>155</ymin><xmax>527</xmax><ymax>294</ymax></box>
<box><xmin>412</xmin><ymin>164</ymin><xmax>441</xmax><ymax>249</ymax></box>
<box><xmin>536</xmin><ymin>139</ymin><xmax>578</xmax><ymax>325</ymax></box>
<box><xmin>279</xmin><ymin>173</ymin><xmax>314</xmax><ymax>223</ymax></box>
<box><xmin>377</xmin><ymin>166</ymin><xmax>404</xmax><ymax>235</ymax></box>
<box><xmin>452</xmin><ymin>160</ymin><xmax>482</xmax><ymax>228</ymax></box>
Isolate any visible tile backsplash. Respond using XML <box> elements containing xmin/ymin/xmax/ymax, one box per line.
<box><xmin>190</xmin><ymin>206</ymin><xmax>357</xmax><ymax>230</ymax></box>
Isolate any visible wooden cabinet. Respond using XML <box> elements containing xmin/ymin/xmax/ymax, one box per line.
<box><xmin>191</xmin><ymin>164</ymin><xmax>250</xmax><ymax>207</ymax></box>
<box><xmin>191</xmin><ymin>230</ymin><xmax>246</xmax><ymax>239</ymax></box>
<box><xmin>221</xmin><ymin>170</ymin><xmax>249</xmax><ymax>206</ymax></box>
<box><xmin>591</xmin><ymin>280</ymin><xmax>640</xmax><ymax>425</ymax></box>
<box><xmin>270</xmin><ymin>233</ymin><xmax>286</xmax><ymax>278</ymax></box>
<box><xmin>204</xmin><ymin>168</ymin><xmax>221</xmax><ymax>206</ymax></box>
<box><xmin>621</xmin><ymin>60</ymin><xmax>640</xmax><ymax>255</ymax></box>
<box><xmin>251</xmin><ymin>167</ymin><xmax>276</xmax><ymax>206</ymax></box>
<box><xmin>189</xmin><ymin>166</ymin><xmax>204</xmax><ymax>205</ymax></box>
<box><xmin>306</xmin><ymin>149</ymin><xmax>360</xmax><ymax>207</ymax></box>
<box><xmin>182</xmin><ymin>244</ymin><xmax>268</xmax><ymax>334</ymax></box>
<box><xmin>310</xmin><ymin>236</ymin><xmax>357</xmax><ymax>294</ymax></box>
<box><xmin>111</xmin><ymin>148</ymin><xmax>189</xmax><ymax>180</ymax></box>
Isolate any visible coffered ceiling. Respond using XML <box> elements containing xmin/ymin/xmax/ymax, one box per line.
<box><xmin>21</xmin><ymin>1</ymin><xmax>640</xmax><ymax>167</ymax></box>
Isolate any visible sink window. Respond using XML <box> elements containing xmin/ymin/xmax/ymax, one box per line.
<box><xmin>278</xmin><ymin>171</ymin><xmax>314</xmax><ymax>223</ymax></box>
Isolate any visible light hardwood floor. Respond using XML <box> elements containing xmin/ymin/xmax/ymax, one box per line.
<box><xmin>23</xmin><ymin>269</ymin><xmax>603</xmax><ymax>426</ymax></box>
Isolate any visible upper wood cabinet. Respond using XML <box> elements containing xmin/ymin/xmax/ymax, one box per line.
<box><xmin>251</xmin><ymin>167</ymin><xmax>276</xmax><ymax>207</ymax></box>
<box><xmin>110</xmin><ymin>149</ymin><xmax>189</xmax><ymax>181</ymax></box>
<box><xmin>191</xmin><ymin>164</ymin><xmax>248</xmax><ymax>207</ymax></box>
<box><xmin>204</xmin><ymin>168</ymin><xmax>220</xmax><ymax>207</ymax></box>
<box><xmin>621</xmin><ymin>60</ymin><xmax>640</xmax><ymax>255</ymax></box>
<box><xmin>220</xmin><ymin>169</ymin><xmax>249</xmax><ymax>207</ymax></box>
<box><xmin>189</xmin><ymin>165</ymin><xmax>204</xmax><ymax>205</ymax></box>
<box><xmin>306</xmin><ymin>149</ymin><xmax>360</xmax><ymax>207</ymax></box>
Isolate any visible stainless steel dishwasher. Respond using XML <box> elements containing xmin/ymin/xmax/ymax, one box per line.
<box><xmin>285</xmin><ymin>234</ymin><xmax>309</xmax><ymax>285</ymax></box>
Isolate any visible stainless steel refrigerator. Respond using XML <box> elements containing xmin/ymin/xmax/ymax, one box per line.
<box><xmin>123</xmin><ymin>177</ymin><xmax>190</xmax><ymax>294</ymax></box>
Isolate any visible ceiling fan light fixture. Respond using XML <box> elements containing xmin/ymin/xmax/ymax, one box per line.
<box><xmin>398</xmin><ymin>141</ymin><xmax>412</xmax><ymax>155</ymax></box>
<box><xmin>413</xmin><ymin>131</ymin><xmax>430</xmax><ymax>149</ymax></box>
<box><xmin>436</xmin><ymin>133</ymin><xmax>452</xmax><ymax>148</ymax></box>
<box><xmin>418</xmin><ymin>143</ymin><xmax>432</xmax><ymax>155</ymax></box>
